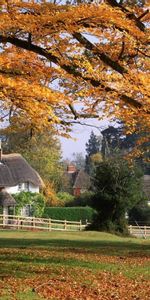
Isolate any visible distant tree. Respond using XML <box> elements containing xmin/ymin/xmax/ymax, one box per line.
<box><xmin>72</xmin><ymin>152</ymin><xmax>85</xmax><ymax>169</ymax></box>
<box><xmin>85</xmin><ymin>131</ymin><xmax>101</xmax><ymax>174</ymax></box>
<box><xmin>90</xmin><ymin>153</ymin><xmax>103</xmax><ymax>165</ymax></box>
<box><xmin>101</xmin><ymin>125</ymin><xmax>137</xmax><ymax>158</ymax></box>
<box><xmin>101</xmin><ymin>125</ymin><xmax>150</xmax><ymax>174</ymax></box>
<box><xmin>89</xmin><ymin>157</ymin><xmax>144</xmax><ymax>234</ymax></box>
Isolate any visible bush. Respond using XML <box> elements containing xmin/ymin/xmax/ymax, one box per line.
<box><xmin>129</xmin><ymin>204</ymin><xmax>150</xmax><ymax>226</ymax></box>
<box><xmin>43</xmin><ymin>207</ymin><xmax>95</xmax><ymax>223</ymax></box>
<box><xmin>56</xmin><ymin>192</ymin><xmax>75</xmax><ymax>206</ymax></box>
<box><xmin>13</xmin><ymin>191</ymin><xmax>46</xmax><ymax>217</ymax></box>
<box><xmin>66</xmin><ymin>191</ymin><xmax>94</xmax><ymax>207</ymax></box>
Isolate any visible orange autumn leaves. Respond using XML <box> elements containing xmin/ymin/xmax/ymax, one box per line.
<box><xmin>0</xmin><ymin>0</ymin><xmax>149</xmax><ymax>138</ymax></box>
<box><xmin>0</xmin><ymin>247</ymin><xmax>149</xmax><ymax>300</ymax></box>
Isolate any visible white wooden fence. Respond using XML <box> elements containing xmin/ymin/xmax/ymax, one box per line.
<box><xmin>128</xmin><ymin>225</ymin><xmax>150</xmax><ymax>239</ymax></box>
<box><xmin>0</xmin><ymin>214</ymin><xmax>150</xmax><ymax>238</ymax></box>
<box><xmin>0</xmin><ymin>214</ymin><xmax>89</xmax><ymax>231</ymax></box>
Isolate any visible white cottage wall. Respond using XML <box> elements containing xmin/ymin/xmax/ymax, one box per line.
<box><xmin>29</xmin><ymin>183</ymin><xmax>39</xmax><ymax>193</ymax></box>
<box><xmin>5</xmin><ymin>186</ymin><xmax>19</xmax><ymax>194</ymax></box>
<box><xmin>5</xmin><ymin>183</ymin><xmax>39</xmax><ymax>194</ymax></box>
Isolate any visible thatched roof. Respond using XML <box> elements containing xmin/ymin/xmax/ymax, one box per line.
<box><xmin>0</xmin><ymin>190</ymin><xmax>16</xmax><ymax>207</ymax></box>
<box><xmin>0</xmin><ymin>154</ymin><xmax>44</xmax><ymax>188</ymax></box>
<box><xmin>73</xmin><ymin>169</ymin><xmax>90</xmax><ymax>190</ymax></box>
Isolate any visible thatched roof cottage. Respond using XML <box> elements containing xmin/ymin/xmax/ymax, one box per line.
<box><xmin>0</xmin><ymin>144</ymin><xmax>43</xmax><ymax>216</ymax></box>
<box><xmin>0</xmin><ymin>153</ymin><xmax>43</xmax><ymax>194</ymax></box>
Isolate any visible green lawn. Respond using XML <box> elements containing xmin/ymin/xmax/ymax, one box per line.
<box><xmin>0</xmin><ymin>230</ymin><xmax>149</xmax><ymax>299</ymax></box>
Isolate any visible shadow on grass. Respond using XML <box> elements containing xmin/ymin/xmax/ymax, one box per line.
<box><xmin>0</xmin><ymin>237</ymin><xmax>149</xmax><ymax>256</ymax></box>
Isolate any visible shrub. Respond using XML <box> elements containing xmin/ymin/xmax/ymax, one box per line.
<box><xmin>66</xmin><ymin>191</ymin><xmax>94</xmax><ymax>207</ymax></box>
<box><xmin>43</xmin><ymin>207</ymin><xmax>95</xmax><ymax>223</ymax></box>
<box><xmin>57</xmin><ymin>192</ymin><xmax>75</xmax><ymax>206</ymax></box>
<box><xmin>129</xmin><ymin>204</ymin><xmax>150</xmax><ymax>226</ymax></box>
<box><xmin>13</xmin><ymin>191</ymin><xmax>46</xmax><ymax>217</ymax></box>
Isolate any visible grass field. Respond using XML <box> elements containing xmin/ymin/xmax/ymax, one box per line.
<box><xmin>0</xmin><ymin>230</ymin><xmax>149</xmax><ymax>300</ymax></box>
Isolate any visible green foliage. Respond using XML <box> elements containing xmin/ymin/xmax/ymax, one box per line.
<box><xmin>43</xmin><ymin>207</ymin><xmax>95</xmax><ymax>223</ymax></box>
<box><xmin>66</xmin><ymin>191</ymin><xmax>95</xmax><ymax>207</ymax></box>
<box><xmin>129</xmin><ymin>202</ymin><xmax>150</xmax><ymax>226</ymax></box>
<box><xmin>56</xmin><ymin>192</ymin><xmax>75</xmax><ymax>206</ymax></box>
<box><xmin>89</xmin><ymin>158</ymin><xmax>144</xmax><ymax>234</ymax></box>
<box><xmin>13</xmin><ymin>192</ymin><xmax>46</xmax><ymax>217</ymax></box>
<box><xmin>85</xmin><ymin>131</ymin><xmax>101</xmax><ymax>174</ymax></box>
<box><xmin>101</xmin><ymin>125</ymin><xmax>138</xmax><ymax>158</ymax></box>
<box><xmin>101</xmin><ymin>125</ymin><xmax>150</xmax><ymax>173</ymax></box>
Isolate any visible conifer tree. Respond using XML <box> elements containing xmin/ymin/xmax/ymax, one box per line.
<box><xmin>85</xmin><ymin>131</ymin><xmax>101</xmax><ymax>173</ymax></box>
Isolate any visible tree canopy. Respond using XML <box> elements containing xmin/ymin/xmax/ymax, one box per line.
<box><xmin>0</xmin><ymin>0</ymin><xmax>149</xmax><ymax>141</ymax></box>
<box><xmin>89</xmin><ymin>157</ymin><xmax>144</xmax><ymax>234</ymax></box>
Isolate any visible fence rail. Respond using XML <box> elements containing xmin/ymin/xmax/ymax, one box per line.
<box><xmin>128</xmin><ymin>225</ymin><xmax>150</xmax><ymax>239</ymax></box>
<box><xmin>0</xmin><ymin>214</ymin><xmax>89</xmax><ymax>231</ymax></box>
<box><xmin>0</xmin><ymin>215</ymin><xmax>150</xmax><ymax>237</ymax></box>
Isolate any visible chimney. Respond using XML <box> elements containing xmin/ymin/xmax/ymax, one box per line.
<box><xmin>67</xmin><ymin>165</ymin><xmax>76</xmax><ymax>174</ymax></box>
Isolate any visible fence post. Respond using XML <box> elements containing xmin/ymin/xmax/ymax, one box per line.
<box><xmin>80</xmin><ymin>220</ymin><xmax>82</xmax><ymax>231</ymax></box>
<box><xmin>49</xmin><ymin>218</ymin><xmax>51</xmax><ymax>231</ymax></box>
<box><xmin>64</xmin><ymin>220</ymin><xmax>67</xmax><ymax>230</ymax></box>
<box><xmin>17</xmin><ymin>216</ymin><xmax>20</xmax><ymax>230</ymax></box>
<box><xmin>32</xmin><ymin>217</ymin><xmax>35</xmax><ymax>229</ymax></box>
<box><xmin>144</xmin><ymin>226</ymin><xmax>147</xmax><ymax>239</ymax></box>
<box><xmin>3</xmin><ymin>214</ymin><xmax>5</xmax><ymax>227</ymax></box>
<box><xmin>129</xmin><ymin>225</ymin><xmax>132</xmax><ymax>235</ymax></box>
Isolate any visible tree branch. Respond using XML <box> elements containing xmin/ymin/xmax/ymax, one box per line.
<box><xmin>118</xmin><ymin>40</ymin><xmax>125</xmax><ymax>60</ymax></box>
<box><xmin>72</xmin><ymin>32</ymin><xmax>127</xmax><ymax>75</ymax></box>
<box><xmin>138</xmin><ymin>9</ymin><xmax>149</xmax><ymax>20</ymax></box>
<box><xmin>106</xmin><ymin>0</ymin><xmax>145</xmax><ymax>31</ymax></box>
<box><xmin>0</xmin><ymin>35</ymin><xmax>148</xmax><ymax>113</ymax></box>
<box><xmin>136</xmin><ymin>48</ymin><xmax>150</xmax><ymax>58</ymax></box>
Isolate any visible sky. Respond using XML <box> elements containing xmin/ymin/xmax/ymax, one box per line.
<box><xmin>60</xmin><ymin>118</ymin><xmax>111</xmax><ymax>159</ymax></box>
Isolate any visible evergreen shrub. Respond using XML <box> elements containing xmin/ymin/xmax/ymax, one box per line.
<box><xmin>43</xmin><ymin>207</ymin><xmax>95</xmax><ymax>223</ymax></box>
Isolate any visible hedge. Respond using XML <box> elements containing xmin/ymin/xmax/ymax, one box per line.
<box><xmin>43</xmin><ymin>207</ymin><xmax>95</xmax><ymax>223</ymax></box>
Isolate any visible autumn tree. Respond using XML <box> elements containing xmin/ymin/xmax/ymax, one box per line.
<box><xmin>0</xmin><ymin>0</ymin><xmax>149</xmax><ymax>153</ymax></box>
